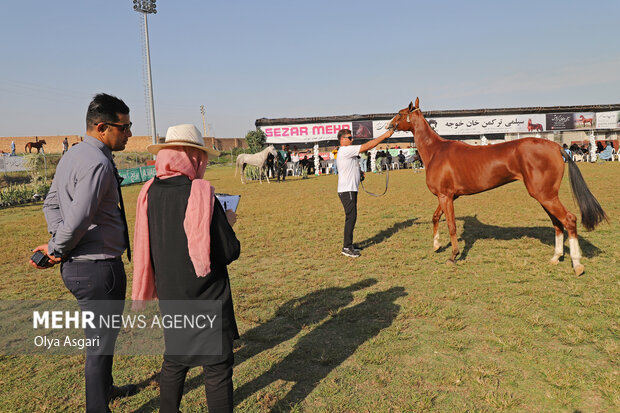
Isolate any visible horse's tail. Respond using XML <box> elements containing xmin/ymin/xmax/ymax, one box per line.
<box><xmin>561</xmin><ymin>148</ymin><xmax>607</xmax><ymax>231</ymax></box>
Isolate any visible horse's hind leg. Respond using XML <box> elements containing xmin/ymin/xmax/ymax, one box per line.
<box><xmin>539</xmin><ymin>197</ymin><xmax>583</xmax><ymax>276</ymax></box>
<box><xmin>432</xmin><ymin>204</ymin><xmax>443</xmax><ymax>251</ymax></box>
<box><xmin>438</xmin><ymin>195</ymin><xmax>459</xmax><ymax>262</ymax></box>
<box><xmin>543</xmin><ymin>206</ymin><xmax>565</xmax><ymax>264</ymax></box>
<box><xmin>241</xmin><ymin>164</ymin><xmax>246</xmax><ymax>184</ymax></box>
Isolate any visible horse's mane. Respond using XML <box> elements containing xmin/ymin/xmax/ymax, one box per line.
<box><xmin>416</xmin><ymin>111</ymin><xmax>446</xmax><ymax>142</ymax></box>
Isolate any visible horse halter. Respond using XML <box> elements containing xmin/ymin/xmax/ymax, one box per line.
<box><xmin>405</xmin><ymin>107</ymin><xmax>421</xmax><ymax>124</ymax></box>
<box><xmin>361</xmin><ymin>107</ymin><xmax>420</xmax><ymax>197</ymax></box>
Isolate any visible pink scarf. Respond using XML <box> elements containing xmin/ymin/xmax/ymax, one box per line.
<box><xmin>132</xmin><ymin>147</ymin><xmax>214</xmax><ymax>301</ymax></box>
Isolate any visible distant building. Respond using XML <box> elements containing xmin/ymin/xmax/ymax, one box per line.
<box><xmin>152</xmin><ymin>136</ymin><xmax>248</xmax><ymax>153</ymax></box>
<box><xmin>206</xmin><ymin>137</ymin><xmax>248</xmax><ymax>152</ymax></box>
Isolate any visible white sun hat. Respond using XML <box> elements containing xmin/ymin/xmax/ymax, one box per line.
<box><xmin>147</xmin><ymin>124</ymin><xmax>220</xmax><ymax>157</ymax></box>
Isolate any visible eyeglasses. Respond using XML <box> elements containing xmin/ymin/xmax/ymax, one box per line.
<box><xmin>344</xmin><ymin>135</ymin><xmax>353</xmax><ymax>140</ymax></box>
<box><xmin>99</xmin><ymin>122</ymin><xmax>132</xmax><ymax>132</ymax></box>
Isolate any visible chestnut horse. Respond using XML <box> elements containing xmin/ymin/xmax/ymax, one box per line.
<box><xmin>578</xmin><ymin>115</ymin><xmax>593</xmax><ymax>127</ymax></box>
<box><xmin>389</xmin><ymin>98</ymin><xmax>606</xmax><ymax>275</ymax></box>
<box><xmin>25</xmin><ymin>140</ymin><xmax>46</xmax><ymax>153</ymax></box>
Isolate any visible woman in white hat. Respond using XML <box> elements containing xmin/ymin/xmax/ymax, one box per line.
<box><xmin>132</xmin><ymin>124</ymin><xmax>240</xmax><ymax>412</ymax></box>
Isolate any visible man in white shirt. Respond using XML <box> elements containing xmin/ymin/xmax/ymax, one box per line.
<box><xmin>336</xmin><ymin>127</ymin><xmax>394</xmax><ymax>257</ymax></box>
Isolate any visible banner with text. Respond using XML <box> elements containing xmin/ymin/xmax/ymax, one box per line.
<box><xmin>423</xmin><ymin>114</ymin><xmax>547</xmax><ymax>136</ymax></box>
<box><xmin>263</xmin><ymin>122</ymin><xmax>352</xmax><ymax>144</ymax></box>
<box><xmin>596</xmin><ymin>111</ymin><xmax>620</xmax><ymax>129</ymax></box>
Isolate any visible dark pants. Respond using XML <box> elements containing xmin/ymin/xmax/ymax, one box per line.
<box><xmin>159</xmin><ymin>356</ymin><xmax>234</xmax><ymax>413</ymax></box>
<box><xmin>276</xmin><ymin>163</ymin><xmax>286</xmax><ymax>181</ymax></box>
<box><xmin>61</xmin><ymin>258</ymin><xmax>127</xmax><ymax>413</ymax></box>
<box><xmin>338</xmin><ymin>191</ymin><xmax>358</xmax><ymax>249</ymax></box>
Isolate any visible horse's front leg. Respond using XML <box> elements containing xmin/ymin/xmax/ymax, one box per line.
<box><xmin>432</xmin><ymin>204</ymin><xmax>443</xmax><ymax>251</ymax></box>
<box><xmin>264</xmin><ymin>166</ymin><xmax>270</xmax><ymax>184</ymax></box>
<box><xmin>437</xmin><ymin>194</ymin><xmax>459</xmax><ymax>263</ymax></box>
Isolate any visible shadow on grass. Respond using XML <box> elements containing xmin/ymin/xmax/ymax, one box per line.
<box><xmin>357</xmin><ymin>218</ymin><xmax>418</xmax><ymax>250</ymax></box>
<box><xmin>455</xmin><ymin>215</ymin><xmax>601</xmax><ymax>261</ymax></box>
<box><xmin>234</xmin><ymin>286</ymin><xmax>407</xmax><ymax>411</ymax></box>
<box><xmin>131</xmin><ymin>278</ymin><xmax>383</xmax><ymax>412</ymax></box>
<box><xmin>235</xmin><ymin>278</ymin><xmax>379</xmax><ymax>364</ymax></box>
<box><xmin>126</xmin><ymin>371</ymin><xmax>162</xmax><ymax>412</ymax></box>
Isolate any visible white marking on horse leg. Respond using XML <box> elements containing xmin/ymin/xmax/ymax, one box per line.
<box><xmin>550</xmin><ymin>233</ymin><xmax>564</xmax><ymax>264</ymax></box>
<box><xmin>433</xmin><ymin>232</ymin><xmax>440</xmax><ymax>251</ymax></box>
<box><xmin>569</xmin><ymin>237</ymin><xmax>584</xmax><ymax>275</ymax></box>
<box><xmin>569</xmin><ymin>237</ymin><xmax>581</xmax><ymax>264</ymax></box>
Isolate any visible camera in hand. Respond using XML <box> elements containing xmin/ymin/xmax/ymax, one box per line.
<box><xmin>31</xmin><ymin>250</ymin><xmax>50</xmax><ymax>267</ymax></box>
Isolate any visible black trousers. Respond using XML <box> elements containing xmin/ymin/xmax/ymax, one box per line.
<box><xmin>61</xmin><ymin>258</ymin><xmax>127</xmax><ymax>413</ymax></box>
<box><xmin>338</xmin><ymin>191</ymin><xmax>358</xmax><ymax>249</ymax></box>
<box><xmin>276</xmin><ymin>163</ymin><xmax>286</xmax><ymax>181</ymax></box>
<box><xmin>159</xmin><ymin>355</ymin><xmax>234</xmax><ymax>413</ymax></box>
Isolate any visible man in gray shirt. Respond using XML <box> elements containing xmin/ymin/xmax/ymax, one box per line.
<box><xmin>31</xmin><ymin>93</ymin><xmax>136</xmax><ymax>412</ymax></box>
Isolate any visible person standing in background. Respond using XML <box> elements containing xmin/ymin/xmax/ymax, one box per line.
<box><xmin>336</xmin><ymin>127</ymin><xmax>394</xmax><ymax>258</ymax></box>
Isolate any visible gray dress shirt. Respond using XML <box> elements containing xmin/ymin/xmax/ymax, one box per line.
<box><xmin>43</xmin><ymin>135</ymin><xmax>127</xmax><ymax>260</ymax></box>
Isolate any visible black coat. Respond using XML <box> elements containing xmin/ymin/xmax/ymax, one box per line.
<box><xmin>147</xmin><ymin>176</ymin><xmax>240</xmax><ymax>366</ymax></box>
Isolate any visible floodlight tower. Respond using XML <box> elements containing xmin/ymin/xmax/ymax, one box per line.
<box><xmin>200</xmin><ymin>105</ymin><xmax>215</xmax><ymax>149</ymax></box>
<box><xmin>133</xmin><ymin>0</ymin><xmax>157</xmax><ymax>146</ymax></box>
<box><xmin>200</xmin><ymin>105</ymin><xmax>207</xmax><ymax>136</ymax></box>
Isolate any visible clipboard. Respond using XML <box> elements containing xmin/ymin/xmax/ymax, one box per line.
<box><xmin>215</xmin><ymin>193</ymin><xmax>241</xmax><ymax>212</ymax></box>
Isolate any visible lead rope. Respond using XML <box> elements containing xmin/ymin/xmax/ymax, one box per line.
<box><xmin>360</xmin><ymin>168</ymin><xmax>389</xmax><ymax>197</ymax></box>
<box><xmin>359</xmin><ymin>124</ymin><xmax>395</xmax><ymax>197</ymax></box>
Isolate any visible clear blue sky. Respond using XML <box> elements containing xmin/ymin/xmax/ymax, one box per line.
<box><xmin>1</xmin><ymin>0</ymin><xmax>619</xmax><ymax>138</ymax></box>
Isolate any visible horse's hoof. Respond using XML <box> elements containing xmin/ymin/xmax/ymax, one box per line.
<box><xmin>433</xmin><ymin>245</ymin><xmax>441</xmax><ymax>252</ymax></box>
<box><xmin>549</xmin><ymin>257</ymin><xmax>560</xmax><ymax>265</ymax></box>
<box><xmin>574</xmin><ymin>264</ymin><xmax>585</xmax><ymax>277</ymax></box>
<box><xmin>445</xmin><ymin>259</ymin><xmax>456</xmax><ymax>266</ymax></box>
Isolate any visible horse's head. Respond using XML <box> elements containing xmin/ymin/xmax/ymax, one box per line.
<box><xmin>389</xmin><ymin>97</ymin><xmax>421</xmax><ymax>133</ymax></box>
<box><xmin>40</xmin><ymin>140</ymin><xmax>47</xmax><ymax>144</ymax></box>
<box><xmin>267</xmin><ymin>145</ymin><xmax>277</xmax><ymax>156</ymax></box>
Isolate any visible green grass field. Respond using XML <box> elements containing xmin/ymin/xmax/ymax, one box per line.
<box><xmin>1</xmin><ymin>162</ymin><xmax>619</xmax><ymax>412</ymax></box>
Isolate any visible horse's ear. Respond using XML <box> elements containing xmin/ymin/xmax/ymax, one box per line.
<box><xmin>415</xmin><ymin>97</ymin><xmax>420</xmax><ymax>108</ymax></box>
<box><xmin>408</xmin><ymin>101</ymin><xmax>414</xmax><ymax>112</ymax></box>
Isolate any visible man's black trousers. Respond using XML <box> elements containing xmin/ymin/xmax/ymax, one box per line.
<box><xmin>338</xmin><ymin>191</ymin><xmax>358</xmax><ymax>249</ymax></box>
<box><xmin>61</xmin><ymin>258</ymin><xmax>126</xmax><ymax>413</ymax></box>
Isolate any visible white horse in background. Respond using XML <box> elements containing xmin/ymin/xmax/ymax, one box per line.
<box><xmin>235</xmin><ymin>145</ymin><xmax>278</xmax><ymax>184</ymax></box>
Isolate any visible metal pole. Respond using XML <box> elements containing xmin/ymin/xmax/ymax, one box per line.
<box><xmin>143</xmin><ymin>13</ymin><xmax>157</xmax><ymax>146</ymax></box>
